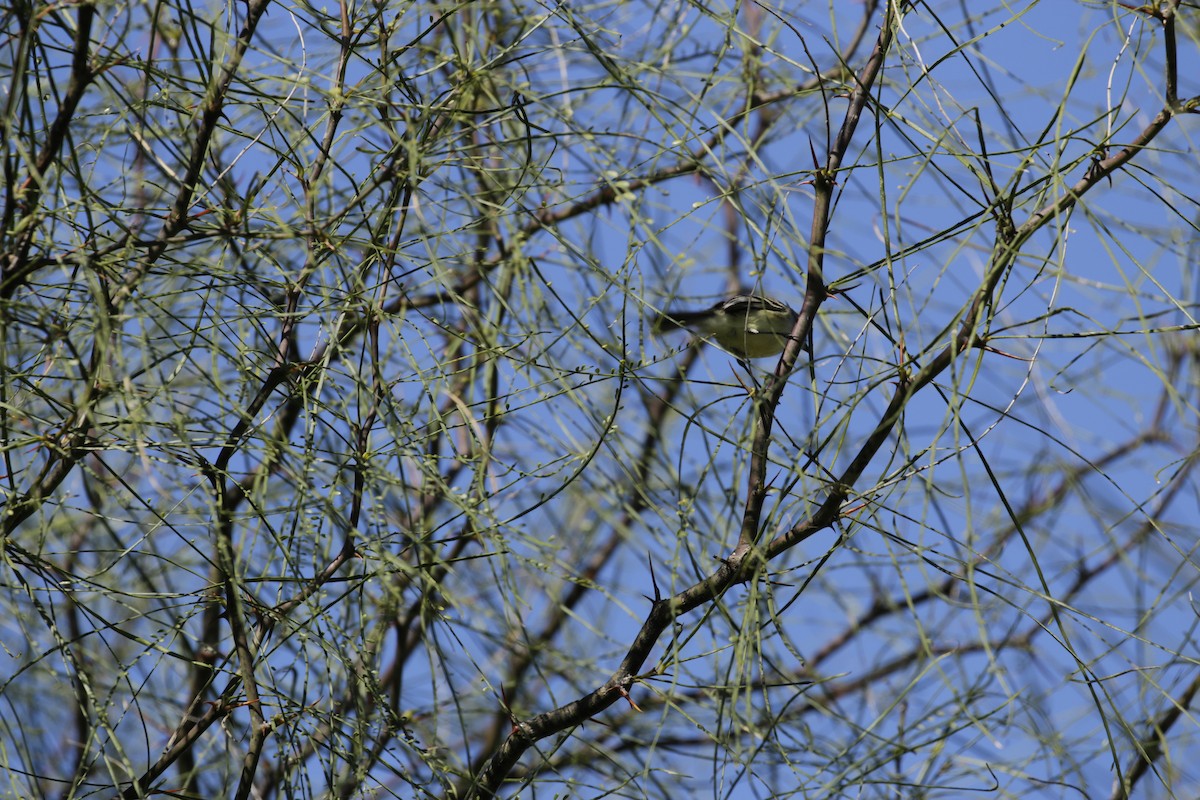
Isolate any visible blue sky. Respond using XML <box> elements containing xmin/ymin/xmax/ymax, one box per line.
<box><xmin>3</xmin><ymin>1</ymin><xmax>1199</xmax><ymax>798</ymax></box>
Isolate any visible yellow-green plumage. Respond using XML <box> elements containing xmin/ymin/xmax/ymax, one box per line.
<box><xmin>652</xmin><ymin>294</ymin><xmax>798</xmax><ymax>360</ymax></box>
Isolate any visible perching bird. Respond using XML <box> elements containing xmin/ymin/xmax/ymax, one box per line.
<box><xmin>652</xmin><ymin>294</ymin><xmax>799</xmax><ymax>361</ymax></box>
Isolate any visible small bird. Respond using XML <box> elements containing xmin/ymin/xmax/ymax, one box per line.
<box><xmin>652</xmin><ymin>294</ymin><xmax>799</xmax><ymax>361</ymax></box>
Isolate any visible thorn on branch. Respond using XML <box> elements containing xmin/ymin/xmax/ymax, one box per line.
<box><xmin>618</xmin><ymin>684</ymin><xmax>642</xmax><ymax>712</ymax></box>
<box><xmin>841</xmin><ymin>500</ymin><xmax>869</xmax><ymax>517</ymax></box>
<box><xmin>807</xmin><ymin>139</ymin><xmax>838</xmax><ymax>189</ymax></box>
<box><xmin>1083</xmin><ymin>146</ymin><xmax>1113</xmax><ymax>187</ymax></box>
<box><xmin>645</xmin><ymin>552</ymin><xmax>663</xmax><ymax>603</ymax></box>
<box><xmin>500</xmin><ymin>684</ymin><xmax>521</xmax><ymax>733</ymax></box>
<box><xmin>975</xmin><ymin>342</ymin><xmax>1033</xmax><ymax>362</ymax></box>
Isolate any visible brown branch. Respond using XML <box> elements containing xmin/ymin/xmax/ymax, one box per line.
<box><xmin>468</xmin><ymin>1</ymin><xmax>1190</xmax><ymax>792</ymax></box>
<box><xmin>1112</xmin><ymin>670</ymin><xmax>1200</xmax><ymax>800</ymax></box>
<box><xmin>461</xmin><ymin>5</ymin><xmax>905</xmax><ymax>797</ymax></box>
<box><xmin>737</xmin><ymin>0</ymin><xmax>890</xmax><ymax>553</ymax></box>
<box><xmin>1</xmin><ymin>4</ymin><xmax>96</xmax><ymax>299</ymax></box>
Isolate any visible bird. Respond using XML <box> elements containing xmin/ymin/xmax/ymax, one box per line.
<box><xmin>651</xmin><ymin>294</ymin><xmax>799</xmax><ymax>361</ymax></box>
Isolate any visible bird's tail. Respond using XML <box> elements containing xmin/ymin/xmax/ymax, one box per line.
<box><xmin>651</xmin><ymin>309</ymin><xmax>702</xmax><ymax>333</ymax></box>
